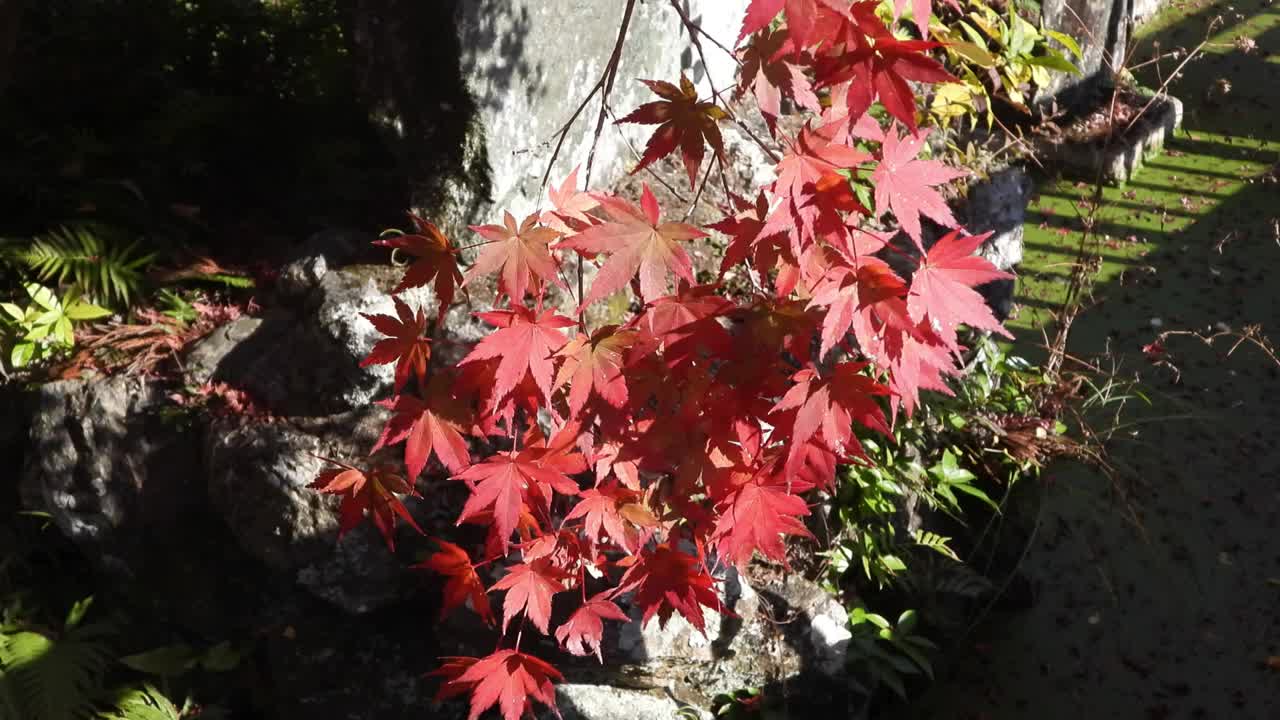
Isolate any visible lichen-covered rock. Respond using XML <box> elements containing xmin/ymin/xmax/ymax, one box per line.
<box><xmin>204</xmin><ymin>409</ymin><xmax>413</xmax><ymax>614</ymax></box>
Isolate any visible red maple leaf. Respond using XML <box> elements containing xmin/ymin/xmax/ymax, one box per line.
<box><xmin>433</xmin><ymin>649</ymin><xmax>562</xmax><ymax>720</ymax></box>
<box><xmin>815</xmin><ymin>31</ymin><xmax>954</xmax><ymax>131</ymax></box>
<box><xmin>735</xmin><ymin>27</ymin><xmax>820</xmax><ymax>133</ymax></box>
<box><xmin>617</xmin><ymin>543</ymin><xmax>724</xmax><ymax>633</ymax></box>
<box><xmin>308</xmin><ymin>459</ymin><xmax>423</xmax><ymax>551</ymax></box>
<box><xmin>360</xmin><ymin>296</ymin><xmax>431</xmax><ymax>393</ymax></box>
<box><xmin>559</xmin><ymin>185</ymin><xmax>707</xmax><ymax>309</ymax></box>
<box><xmin>562</xmin><ymin>480</ymin><xmax>656</xmax><ymax>554</ymax></box>
<box><xmin>373</xmin><ymin>214</ymin><xmax>463</xmax><ymax>316</ymax></box>
<box><xmin>906</xmin><ymin>229</ymin><xmax>1012</xmax><ymax>349</ymax></box>
<box><xmin>808</xmin><ymin>252</ymin><xmax>914</xmax><ymax>360</ymax></box>
<box><xmin>616</xmin><ymin>73</ymin><xmax>727</xmax><ymax>188</ymax></box>
<box><xmin>454</xmin><ymin>447</ymin><xmax>581</xmax><ymax>556</ymax></box>
<box><xmin>870</xmin><ymin>127</ymin><xmax>967</xmax><ymax>249</ymax></box>
<box><xmin>711</xmin><ymin>479</ymin><xmax>813</xmax><ymax>569</ymax></box>
<box><xmin>466</xmin><ymin>211</ymin><xmax>565</xmax><ymax>303</ymax></box>
<box><xmin>555</xmin><ymin>591</ymin><xmax>630</xmax><ymax>661</ymax></box>
<box><xmin>415</xmin><ymin>539</ymin><xmax>494</xmax><ymax>625</ymax></box>
<box><xmin>894</xmin><ymin>0</ymin><xmax>941</xmax><ymax>39</ymax></box>
<box><xmin>490</xmin><ymin>558</ymin><xmax>567</xmax><ymax>634</ymax></box>
<box><xmin>371</xmin><ymin>376</ymin><xmax>472</xmax><ymax>478</ymax></box>
<box><xmin>541</xmin><ymin>166</ymin><xmax>599</xmax><ymax>234</ymax></box>
<box><xmin>772</xmin><ymin>363</ymin><xmax>890</xmax><ymax>481</ymax></box>
<box><xmin>459</xmin><ymin>305</ymin><xmax>574</xmax><ymax>409</ymax></box>
<box><xmin>738</xmin><ymin>0</ymin><xmax>848</xmax><ymax>48</ymax></box>
<box><xmin>553</xmin><ymin>325</ymin><xmax>638</xmax><ymax>418</ymax></box>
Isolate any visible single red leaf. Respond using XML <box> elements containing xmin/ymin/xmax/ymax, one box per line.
<box><xmin>555</xmin><ymin>591</ymin><xmax>630</xmax><ymax>661</ymax></box>
<box><xmin>466</xmin><ymin>211</ymin><xmax>566</xmax><ymax>303</ymax></box>
<box><xmin>490</xmin><ymin>558</ymin><xmax>568</xmax><ymax>635</ymax></box>
<box><xmin>373</xmin><ymin>214</ymin><xmax>463</xmax><ymax>317</ymax></box>
<box><xmin>616</xmin><ymin>73</ymin><xmax>728</xmax><ymax>187</ymax></box>
<box><xmin>415</xmin><ymin>539</ymin><xmax>494</xmax><ymax>626</ymax></box>
<box><xmin>435</xmin><ymin>649</ymin><xmax>563</xmax><ymax>720</ymax></box>
<box><xmin>454</xmin><ymin>448</ymin><xmax>581</xmax><ymax>556</ymax></box>
<box><xmin>459</xmin><ymin>305</ymin><xmax>575</xmax><ymax>409</ymax></box>
<box><xmin>815</xmin><ymin>31</ymin><xmax>955</xmax><ymax>131</ymax></box>
<box><xmin>617</xmin><ymin>543</ymin><xmax>724</xmax><ymax>634</ymax></box>
<box><xmin>870</xmin><ymin>127</ymin><xmax>967</xmax><ymax>250</ymax></box>
<box><xmin>906</xmin><ymin>229</ymin><xmax>1013</xmax><ymax>349</ymax></box>
<box><xmin>308</xmin><ymin>460</ymin><xmax>422</xmax><ymax>551</ymax></box>
<box><xmin>738</xmin><ymin>0</ymin><xmax>848</xmax><ymax>47</ymax></box>
<box><xmin>360</xmin><ymin>296</ymin><xmax>431</xmax><ymax>393</ymax></box>
<box><xmin>372</xmin><ymin>375</ymin><xmax>472</xmax><ymax>478</ymax></box>
<box><xmin>558</xmin><ymin>185</ymin><xmax>706</xmax><ymax>308</ymax></box>
<box><xmin>711</xmin><ymin>479</ymin><xmax>813</xmax><ymax>569</ymax></box>
<box><xmin>772</xmin><ymin>363</ymin><xmax>890</xmax><ymax>481</ymax></box>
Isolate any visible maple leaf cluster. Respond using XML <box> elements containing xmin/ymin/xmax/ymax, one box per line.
<box><xmin>305</xmin><ymin>2</ymin><xmax>1014</xmax><ymax>718</ymax></box>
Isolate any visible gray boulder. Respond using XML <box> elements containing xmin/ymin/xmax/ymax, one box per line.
<box><xmin>20</xmin><ymin>376</ymin><xmax>201</xmax><ymax>578</ymax></box>
<box><xmin>204</xmin><ymin>408</ymin><xmax>410</xmax><ymax>615</ymax></box>
<box><xmin>963</xmin><ymin>167</ymin><xmax>1033</xmax><ymax>319</ymax></box>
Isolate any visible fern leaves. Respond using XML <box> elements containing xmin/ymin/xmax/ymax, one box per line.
<box><xmin>19</xmin><ymin>225</ymin><xmax>154</xmax><ymax>307</ymax></box>
<box><xmin>0</xmin><ymin>624</ymin><xmax>113</xmax><ymax>720</ymax></box>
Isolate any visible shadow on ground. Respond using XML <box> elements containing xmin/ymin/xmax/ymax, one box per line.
<box><xmin>911</xmin><ymin>0</ymin><xmax>1280</xmax><ymax>717</ymax></box>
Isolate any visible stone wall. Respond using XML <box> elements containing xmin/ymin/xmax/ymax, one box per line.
<box><xmin>344</xmin><ymin>0</ymin><xmax>747</xmax><ymax>237</ymax></box>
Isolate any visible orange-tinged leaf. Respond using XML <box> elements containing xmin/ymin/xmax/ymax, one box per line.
<box><xmin>374</xmin><ymin>214</ymin><xmax>463</xmax><ymax>316</ymax></box>
<box><xmin>309</xmin><ymin>460</ymin><xmax>422</xmax><ymax>551</ymax></box>
<box><xmin>466</xmin><ymin>211</ymin><xmax>566</xmax><ymax>303</ymax></box>
<box><xmin>617</xmin><ymin>73</ymin><xmax>727</xmax><ymax>187</ymax></box>
<box><xmin>553</xmin><ymin>325</ymin><xmax>638</xmax><ymax>418</ymax></box>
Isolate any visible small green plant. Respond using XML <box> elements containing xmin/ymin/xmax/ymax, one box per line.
<box><xmin>0</xmin><ymin>597</ymin><xmax>114</xmax><ymax>720</ymax></box>
<box><xmin>15</xmin><ymin>224</ymin><xmax>155</xmax><ymax>307</ymax></box>
<box><xmin>846</xmin><ymin>608</ymin><xmax>936</xmax><ymax>699</ymax></box>
<box><xmin>929</xmin><ymin>0</ymin><xmax>1082</xmax><ymax>128</ymax></box>
<box><xmin>1</xmin><ymin>283</ymin><xmax>112</xmax><ymax>368</ymax></box>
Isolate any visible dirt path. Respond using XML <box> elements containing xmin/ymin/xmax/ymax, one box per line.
<box><xmin>913</xmin><ymin>1</ymin><xmax>1280</xmax><ymax>717</ymax></box>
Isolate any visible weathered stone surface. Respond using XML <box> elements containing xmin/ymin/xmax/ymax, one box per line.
<box><xmin>184</xmin><ymin>265</ymin><xmax>451</xmax><ymax>415</ymax></box>
<box><xmin>963</xmin><ymin>167</ymin><xmax>1033</xmax><ymax>319</ymax></box>
<box><xmin>1041</xmin><ymin>89</ymin><xmax>1183</xmax><ymax>186</ymax></box>
<box><xmin>183</xmin><ymin>316</ymin><xmax>265</xmax><ymax>386</ymax></box>
<box><xmin>615</xmin><ymin>570</ymin><xmax>851</xmax><ymax>705</ymax></box>
<box><xmin>19</xmin><ymin>376</ymin><xmax>201</xmax><ymax>577</ymax></box>
<box><xmin>205</xmin><ymin>408</ymin><xmax>412</xmax><ymax>614</ymax></box>
<box><xmin>1041</xmin><ymin>0</ymin><xmax>1129</xmax><ymax>100</ymax></box>
<box><xmin>553</xmin><ymin>684</ymin><xmax>702</xmax><ymax>720</ymax></box>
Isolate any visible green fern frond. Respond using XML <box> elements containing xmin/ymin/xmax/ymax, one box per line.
<box><xmin>20</xmin><ymin>225</ymin><xmax>154</xmax><ymax>307</ymax></box>
<box><xmin>0</xmin><ymin>622</ymin><xmax>114</xmax><ymax>720</ymax></box>
<box><xmin>96</xmin><ymin>685</ymin><xmax>181</xmax><ymax>720</ymax></box>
